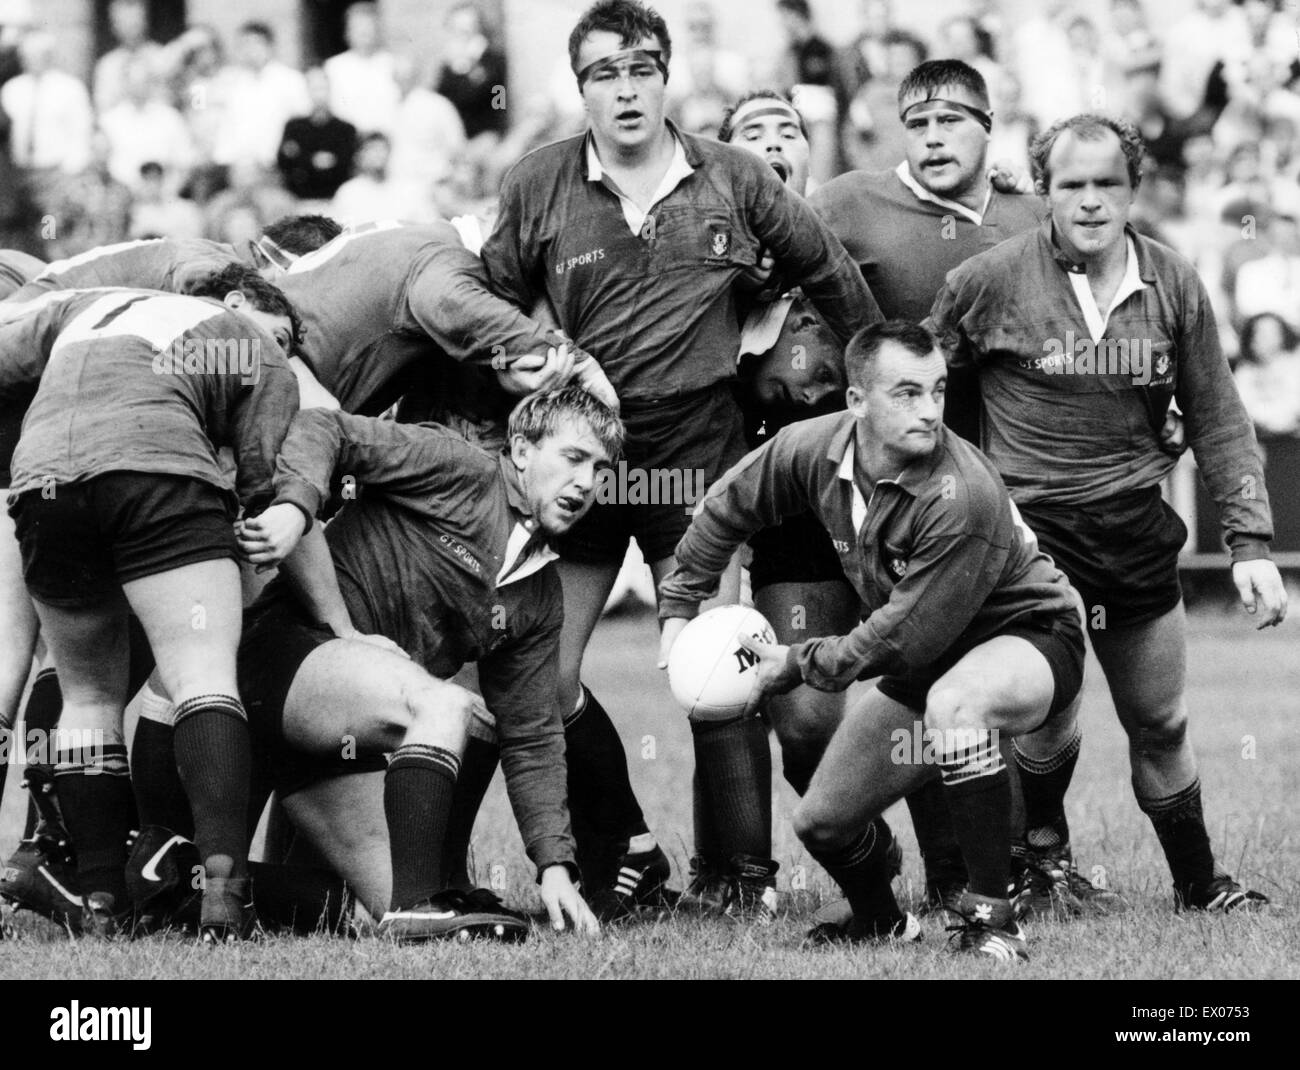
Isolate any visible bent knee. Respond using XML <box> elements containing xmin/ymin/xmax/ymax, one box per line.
<box><xmin>1125</xmin><ymin>704</ymin><xmax>1188</xmax><ymax>753</ymax></box>
<box><xmin>405</xmin><ymin>679</ymin><xmax>478</xmax><ymax>732</ymax></box>
<box><xmin>793</xmin><ymin>799</ymin><xmax>851</xmax><ymax>854</ymax></box>
<box><xmin>924</xmin><ymin>683</ymin><xmax>989</xmax><ymax>734</ymax></box>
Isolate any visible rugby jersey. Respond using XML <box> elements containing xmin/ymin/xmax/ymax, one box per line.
<box><xmin>279</xmin><ymin>220</ymin><xmax>581</xmax><ymax>416</ymax></box>
<box><xmin>926</xmin><ymin>218</ymin><xmax>1273</xmax><ymax>561</ymax></box>
<box><xmin>481</xmin><ymin>122</ymin><xmax>880</xmax><ymax>402</ymax></box>
<box><xmin>1</xmin><ymin>288</ymin><xmax>300</xmax><ymax>515</ymax></box>
<box><xmin>269</xmin><ymin>410</ymin><xmax>575</xmax><ymax>874</ymax></box>
<box><xmin>658</xmin><ymin>411</ymin><xmax>1077</xmax><ymax>691</ymax></box>
<box><xmin>0</xmin><ymin>250</ymin><xmax>45</xmax><ymax>299</ymax></box>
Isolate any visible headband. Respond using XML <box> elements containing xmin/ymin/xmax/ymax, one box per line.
<box><xmin>575</xmin><ymin>47</ymin><xmax>668</xmax><ymax>89</ymax></box>
<box><xmin>249</xmin><ymin>235</ymin><xmax>298</xmax><ymax>272</ymax></box>
<box><xmin>728</xmin><ymin>100</ymin><xmax>804</xmax><ymax>135</ymax></box>
<box><xmin>899</xmin><ymin>96</ymin><xmax>992</xmax><ymax>134</ymax></box>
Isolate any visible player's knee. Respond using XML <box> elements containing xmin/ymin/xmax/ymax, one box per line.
<box><xmin>1127</xmin><ymin>705</ymin><xmax>1188</xmax><ymax>755</ymax></box>
<box><xmin>404</xmin><ymin>680</ymin><xmax>477</xmax><ymax>735</ymax></box>
<box><xmin>924</xmin><ymin>683</ymin><xmax>987</xmax><ymax>734</ymax></box>
<box><xmin>792</xmin><ymin>799</ymin><xmax>850</xmax><ymax>854</ymax></box>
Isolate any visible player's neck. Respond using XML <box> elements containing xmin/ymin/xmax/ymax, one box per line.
<box><xmin>949</xmin><ymin>172</ymin><xmax>990</xmax><ymax>213</ymax></box>
<box><xmin>590</xmin><ymin>123</ymin><xmax>674</xmax><ymax>178</ymax></box>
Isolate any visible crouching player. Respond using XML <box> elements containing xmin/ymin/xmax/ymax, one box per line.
<box><xmin>659</xmin><ymin>323</ymin><xmax>1085</xmax><ymax>961</ymax></box>
<box><xmin>231</xmin><ymin>387</ymin><xmax>621</xmax><ymax>940</ymax></box>
<box><xmin>1</xmin><ymin>279</ymin><xmax>305</xmax><ymax>940</ymax></box>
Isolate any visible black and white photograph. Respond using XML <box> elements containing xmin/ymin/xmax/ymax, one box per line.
<box><xmin>0</xmin><ymin>0</ymin><xmax>1295</xmax><ymax>1020</ymax></box>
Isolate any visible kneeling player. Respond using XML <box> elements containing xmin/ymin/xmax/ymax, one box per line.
<box><xmin>232</xmin><ymin>387</ymin><xmax>622</xmax><ymax>940</ymax></box>
<box><xmin>660</xmin><ymin>323</ymin><xmax>1085</xmax><ymax>961</ymax></box>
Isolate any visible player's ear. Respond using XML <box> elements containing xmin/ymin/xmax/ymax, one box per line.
<box><xmin>845</xmin><ymin>384</ymin><xmax>868</xmax><ymax>418</ymax></box>
<box><xmin>509</xmin><ymin>433</ymin><xmax>532</xmax><ymax>472</ymax></box>
<box><xmin>223</xmin><ymin>290</ymin><xmax>247</xmax><ymax>311</ymax></box>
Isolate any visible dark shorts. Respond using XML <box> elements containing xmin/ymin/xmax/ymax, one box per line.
<box><xmin>556</xmin><ymin>383</ymin><xmax>748</xmax><ymax>566</ymax></box>
<box><xmin>237</xmin><ymin>597</ymin><xmax>387</xmax><ymax>798</ymax></box>
<box><xmin>877</xmin><ymin>609</ymin><xmax>1085</xmax><ymax>722</ymax></box>
<box><xmin>0</xmin><ymin>397</ymin><xmax>32</xmax><ymax>487</ymax></box>
<box><xmin>1016</xmin><ymin>486</ymin><xmax>1185</xmax><ymax>631</ymax></box>
<box><xmin>748</xmin><ymin>510</ymin><xmax>847</xmax><ymax>592</ymax></box>
<box><xmin>10</xmin><ymin>473</ymin><xmax>239</xmax><ymax>608</ymax></box>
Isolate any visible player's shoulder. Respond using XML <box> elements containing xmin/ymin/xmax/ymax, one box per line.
<box><xmin>946</xmin><ymin>223</ymin><xmax>1041</xmax><ymax>286</ymax></box>
<box><xmin>500</xmin><ymin>132</ymin><xmax>587</xmax><ymax>190</ymax></box>
<box><xmin>923</xmin><ymin>431</ymin><xmax>1011</xmax><ymax>527</ymax></box>
<box><xmin>810</xmin><ymin>168</ymin><xmax>900</xmax><ymax>210</ymax></box>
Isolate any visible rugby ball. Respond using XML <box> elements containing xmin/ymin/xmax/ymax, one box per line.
<box><xmin>667</xmin><ymin>605</ymin><xmax>776</xmax><ymax>720</ymax></box>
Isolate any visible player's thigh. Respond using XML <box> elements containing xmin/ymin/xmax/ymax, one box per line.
<box><xmin>553</xmin><ymin>557</ymin><xmax>622</xmax><ymax>701</ymax></box>
<box><xmin>925</xmin><ymin>634</ymin><xmax>1056</xmax><ymax>737</ymax></box>
<box><xmin>281</xmin><ymin>770</ymin><xmax>390</xmax><ymax>919</ymax></box>
<box><xmin>1088</xmin><ymin>601</ymin><xmax>1187</xmax><ymax>731</ymax></box>
<box><xmin>122</xmin><ymin>558</ymin><xmax>243</xmax><ymax>700</ymax></box>
<box><xmin>281</xmin><ymin>639</ymin><xmax>472</xmax><ymax>755</ymax></box>
<box><xmin>0</xmin><ymin>507</ymin><xmax>38</xmax><ymax>720</ymax></box>
<box><xmin>794</xmin><ymin>685</ymin><xmax>928</xmax><ymax>845</ymax></box>
<box><xmin>30</xmin><ymin>597</ymin><xmax>130</xmax><ymax>730</ymax></box>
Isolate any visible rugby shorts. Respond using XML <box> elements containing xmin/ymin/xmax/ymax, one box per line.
<box><xmin>877</xmin><ymin>607</ymin><xmax>1085</xmax><ymax>722</ymax></box>
<box><xmin>237</xmin><ymin>596</ymin><xmax>387</xmax><ymax>798</ymax></box>
<box><xmin>10</xmin><ymin>472</ymin><xmax>239</xmax><ymax>608</ymax></box>
<box><xmin>556</xmin><ymin>382</ymin><xmax>748</xmax><ymax>566</ymax></box>
<box><xmin>1015</xmin><ymin>485</ymin><xmax>1185</xmax><ymax>631</ymax></box>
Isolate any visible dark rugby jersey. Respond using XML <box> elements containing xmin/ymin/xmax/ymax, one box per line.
<box><xmin>270</xmin><ymin>410</ymin><xmax>574</xmax><ymax>873</ymax></box>
<box><xmin>481</xmin><ymin>123</ymin><xmax>879</xmax><ymax>402</ymax></box>
<box><xmin>0</xmin><ymin>250</ymin><xmax>45</xmax><ymax>299</ymax></box>
<box><xmin>926</xmin><ymin>219</ymin><xmax>1273</xmax><ymax>561</ymax></box>
<box><xmin>2</xmin><ymin>288</ymin><xmax>300</xmax><ymax>514</ymax></box>
<box><xmin>2</xmin><ymin>237</ymin><xmax>242</xmax><ymax>304</ymax></box>
<box><xmin>658</xmin><ymin>411</ymin><xmax>1077</xmax><ymax>691</ymax></box>
<box><xmin>279</xmin><ymin>220</ymin><xmax>576</xmax><ymax>416</ymax></box>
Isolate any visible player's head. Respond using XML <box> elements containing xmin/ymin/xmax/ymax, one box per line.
<box><xmin>236</xmin><ymin>21</ymin><xmax>275</xmax><ymax>69</ymax></box>
<box><xmin>845</xmin><ymin>321</ymin><xmax>945</xmax><ymax>464</ymax></box>
<box><xmin>188</xmin><ymin>262</ymin><xmax>303</xmax><ymax>358</ymax></box>
<box><xmin>742</xmin><ymin>297</ymin><xmax>845</xmax><ymax>415</ymax></box>
<box><xmin>250</xmin><ymin>214</ymin><xmax>342</xmax><ymax>278</ymax></box>
<box><xmin>718</xmin><ymin>90</ymin><xmax>811</xmax><ymax>194</ymax></box>
<box><xmin>1031</xmin><ymin>113</ymin><xmax>1144</xmax><ymax>265</ymax></box>
<box><xmin>897</xmin><ymin>59</ymin><xmax>991</xmax><ymax>201</ymax></box>
<box><xmin>344</xmin><ymin>2</ymin><xmax>380</xmax><ymax>53</ymax></box>
<box><xmin>570</xmin><ymin>0</ymin><xmax>672</xmax><ymax>154</ymax></box>
<box><xmin>509</xmin><ymin>385</ymin><xmax>624</xmax><ymax>536</ymax></box>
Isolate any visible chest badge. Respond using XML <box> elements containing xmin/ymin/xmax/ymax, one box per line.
<box><xmin>1155</xmin><ymin>353</ymin><xmax>1170</xmax><ymax>377</ymax></box>
<box><xmin>710</xmin><ymin>230</ymin><xmax>729</xmax><ymax>257</ymax></box>
<box><xmin>888</xmin><ymin>557</ymin><xmax>908</xmax><ymax>579</ymax></box>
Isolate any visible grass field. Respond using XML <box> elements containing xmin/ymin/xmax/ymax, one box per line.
<box><xmin>1</xmin><ymin>594</ymin><xmax>1297</xmax><ymax>980</ymax></box>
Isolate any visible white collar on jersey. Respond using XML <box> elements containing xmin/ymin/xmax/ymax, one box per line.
<box><xmin>1065</xmin><ymin>237</ymin><xmax>1146</xmax><ymax>344</ymax></box>
<box><xmin>586</xmin><ymin>133</ymin><xmax>695</xmax><ymax>236</ymax></box>
<box><xmin>894</xmin><ymin>160</ymin><xmax>990</xmax><ymax>226</ymax></box>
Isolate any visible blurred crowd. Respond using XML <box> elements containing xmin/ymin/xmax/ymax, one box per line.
<box><xmin>0</xmin><ymin>0</ymin><xmax>1297</xmax><ymax>439</ymax></box>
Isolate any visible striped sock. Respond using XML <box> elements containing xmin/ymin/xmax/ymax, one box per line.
<box><xmin>173</xmin><ymin>694</ymin><xmax>251</xmax><ymax>882</ymax></box>
<box><xmin>1013</xmin><ymin>726</ymin><xmax>1081</xmax><ymax>852</ymax></box>
<box><xmin>385</xmin><ymin>743</ymin><xmax>460</xmax><ymax>911</ymax></box>
<box><xmin>1137</xmin><ymin>778</ymin><xmax>1215</xmax><ymax>898</ymax></box>
<box><xmin>806</xmin><ymin>818</ymin><xmax>903</xmax><ymax>923</ymax></box>
<box><xmin>55</xmin><ymin>739</ymin><xmax>133</xmax><ymax>904</ymax></box>
<box><xmin>440</xmin><ymin>736</ymin><xmax>498</xmax><ymax>891</ymax></box>
<box><xmin>937</xmin><ymin>728</ymin><xmax>1011</xmax><ymax>899</ymax></box>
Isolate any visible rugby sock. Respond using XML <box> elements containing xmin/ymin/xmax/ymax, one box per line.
<box><xmin>691</xmin><ymin>714</ymin><xmax>772</xmax><ymax>862</ymax></box>
<box><xmin>173</xmin><ymin>695</ymin><xmax>251</xmax><ymax>883</ymax></box>
<box><xmin>441</xmin><ymin>736</ymin><xmax>498</xmax><ymax>890</ymax></box>
<box><xmin>1137</xmin><ymin>778</ymin><xmax>1215</xmax><ymax>899</ymax></box>
<box><xmin>55</xmin><ymin>742</ymin><xmax>134</xmax><ymax>905</ymax></box>
<box><xmin>20</xmin><ymin>668</ymin><xmax>62</xmax><ymax>838</ymax></box>
<box><xmin>807</xmin><ymin>818</ymin><xmax>904</xmax><ymax>924</ymax></box>
<box><xmin>1013</xmin><ymin>726</ymin><xmax>1080</xmax><ymax>853</ymax></box>
<box><xmin>903</xmin><ymin>775</ymin><xmax>967</xmax><ymax>894</ymax></box>
<box><xmin>692</xmin><ymin>765</ymin><xmax>721</xmax><ymax>868</ymax></box>
<box><xmin>130</xmin><ymin>718</ymin><xmax>194</xmax><ymax>838</ymax></box>
<box><xmin>937</xmin><ymin>729</ymin><xmax>1011</xmax><ymax>900</ymax></box>
<box><xmin>385</xmin><ymin>743</ymin><xmax>459</xmax><ymax>910</ymax></box>
<box><xmin>564</xmin><ymin>685</ymin><xmax>651</xmax><ymax>888</ymax></box>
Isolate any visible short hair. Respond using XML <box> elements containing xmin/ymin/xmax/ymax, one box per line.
<box><xmin>568</xmin><ymin>0</ymin><xmax>671</xmax><ymax>74</ymax></box>
<box><xmin>1030</xmin><ymin>113</ymin><xmax>1146</xmax><ymax>193</ymax></box>
<box><xmin>262</xmin><ymin>214</ymin><xmax>341</xmax><ymax>255</ymax></box>
<box><xmin>186</xmin><ymin>262</ymin><xmax>304</xmax><ymax>355</ymax></box>
<box><xmin>845</xmin><ymin>321</ymin><xmax>940</xmax><ymax>388</ymax></box>
<box><xmin>717</xmin><ymin>89</ymin><xmax>808</xmax><ymax>142</ymax></box>
<box><xmin>238</xmin><ymin>21</ymin><xmax>274</xmax><ymax>44</ymax></box>
<box><xmin>508</xmin><ymin>385</ymin><xmax>625</xmax><ymax>463</ymax></box>
<box><xmin>897</xmin><ymin>58</ymin><xmax>988</xmax><ymax>112</ymax></box>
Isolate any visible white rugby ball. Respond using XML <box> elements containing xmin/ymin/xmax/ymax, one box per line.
<box><xmin>667</xmin><ymin>605</ymin><xmax>776</xmax><ymax>720</ymax></box>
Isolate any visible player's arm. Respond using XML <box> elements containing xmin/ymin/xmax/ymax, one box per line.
<box><xmin>1174</xmin><ymin>278</ymin><xmax>1287</xmax><ymax>626</ymax></box>
<box><xmin>0</xmin><ymin>293</ymin><xmax>70</xmax><ymax>397</ymax></box>
<box><xmin>744</xmin><ymin>164</ymin><xmax>882</xmax><ymax>343</ymax></box>
<box><xmin>477</xmin><ymin>573</ymin><xmax>598</xmax><ymax>935</ymax></box>
<box><xmin>478</xmin><ymin>165</ymin><xmax>543</xmax><ymax>314</ymax></box>
<box><xmin>791</xmin><ymin>494</ymin><xmax>1010</xmax><ymax>692</ymax></box>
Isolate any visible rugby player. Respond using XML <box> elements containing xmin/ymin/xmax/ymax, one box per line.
<box><xmin>927</xmin><ymin>113</ymin><xmax>1287</xmax><ymax>913</ymax></box>
<box><xmin>229</xmin><ymin>387</ymin><xmax>621</xmax><ymax>939</ymax></box>
<box><xmin>660</xmin><ymin>322</ymin><xmax>1086</xmax><ymax>962</ymax></box>
<box><xmin>480</xmin><ymin>0</ymin><xmax>882</xmax><ymax>919</ymax></box>
<box><xmin>0</xmin><ymin>269</ymin><xmax>306</xmax><ymax>939</ymax></box>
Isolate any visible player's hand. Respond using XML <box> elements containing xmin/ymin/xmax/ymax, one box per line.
<box><xmin>336</xmin><ymin>627</ymin><xmax>411</xmax><ymax>659</ymax></box>
<box><xmin>987</xmin><ymin>159</ymin><xmax>1033</xmax><ymax>194</ymax></box>
<box><xmin>539</xmin><ymin>864</ymin><xmax>601</xmax><ymax>936</ymax></box>
<box><xmin>737</xmin><ymin>250</ymin><xmax>776</xmax><ymax>293</ymax></box>
<box><xmin>572</xmin><ymin>354</ymin><xmax>620</xmax><ymax>412</ymax></box>
<box><xmin>496</xmin><ymin>343</ymin><xmax>577</xmax><ymax>396</ymax></box>
<box><xmin>1158</xmin><ymin>409</ymin><xmax>1187</xmax><ymax>455</ymax></box>
<box><xmin>1231</xmin><ymin>559</ymin><xmax>1288</xmax><ymax>628</ymax></box>
<box><xmin>657</xmin><ymin>616</ymin><xmax>689</xmax><ymax>669</ymax></box>
<box><xmin>735</xmin><ymin>632</ymin><xmax>800</xmax><ymax>715</ymax></box>
<box><xmin>235</xmin><ymin>504</ymin><xmax>307</xmax><ymax>566</ymax></box>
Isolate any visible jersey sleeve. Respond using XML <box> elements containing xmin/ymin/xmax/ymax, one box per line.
<box><xmin>226</xmin><ymin>341</ymin><xmax>307</xmax><ymax>517</ymax></box>
<box><xmin>479</xmin><ymin>165</ymin><xmax>543</xmax><ymax>314</ymax></box>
